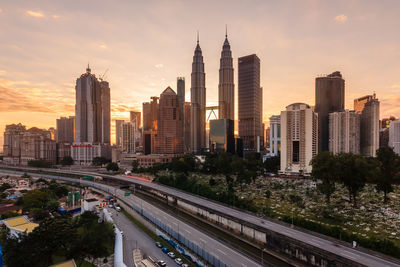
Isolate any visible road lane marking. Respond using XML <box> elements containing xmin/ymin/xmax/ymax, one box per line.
<box><xmin>217</xmin><ymin>249</ymin><xmax>226</xmax><ymax>255</ymax></box>
<box><xmin>184</xmin><ymin>229</ymin><xmax>191</xmax><ymax>234</ymax></box>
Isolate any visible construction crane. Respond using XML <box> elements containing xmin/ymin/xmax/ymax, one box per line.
<box><xmin>99</xmin><ymin>68</ymin><xmax>109</xmax><ymax>81</ymax></box>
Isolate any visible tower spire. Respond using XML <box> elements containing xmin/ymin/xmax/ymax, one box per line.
<box><xmin>197</xmin><ymin>30</ymin><xmax>199</xmax><ymax>44</ymax></box>
<box><xmin>86</xmin><ymin>62</ymin><xmax>91</xmax><ymax>74</ymax></box>
<box><xmin>225</xmin><ymin>24</ymin><xmax>227</xmax><ymax>38</ymax></box>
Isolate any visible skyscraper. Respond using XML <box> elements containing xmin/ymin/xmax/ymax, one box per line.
<box><xmin>75</xmin><ymin>65</ymin><xmax>110</xmax><ymax>144</ymax></box>
<box><xmin>56</xmin><ymin>116</ymin><xmax>75</xmax><ymax>143</ymax></box>
<box><xmin>315</xmin><ymin>71</ymin><xmax>345</xmax><ymax>152</ymax></box>
<box><xmin>122</xmin><ymin>121</ymin><xmax>136</xmax><ymax>153</ymax></box>
<box><xmin>280</xmin><ymin>103</ymin><xmax>318</xmax><ymax>174</ymax></box>
<box><xmin>389</xmin><ymin>120</ymin><xmax>400</xmax><ymax>155</ymax></box>
<box><xmin>115</xmin><ymin>119</ymin><xmax>124</xmax><ymax>148</ymax></box>
<box><xmin>238</xmin><ymin>54</ymin><xmax>262</xmax><ymax>152</ymax></box>
<box><xmin>209</xmin><ymin>119</ymin><xmax>234</xmax><ymax>153</ymax></box>
<box><xmin>184</xmin><ymin>102</ymin><xmax>191</xmax><ymax>152</ymax></box>
<box><xmin>142</xmin><ymin>96</ymin><xmax>159</xmax><ymax>154</ymax></box>
<box><xmin>355</xmin><ymin>94</ymin><xmax>380</xmax><ymax>157</ymax></box>
<box><xmin>191</xmin><ymin>35</ymin><xmax>206</xmax><ymax>153</ymax></box>
<box><xmin>130</xmin><ymin>111</ymin><xmax>141</xmax><ymax>129</ymax></box>
<box><xmin>155</xmin><ymin>87</ymin><xmax>184</xmax><ymax>154</ymax></box>
<box><xmin>177</xmin><ymin>77</ymin><xmax>185</xmax><ymax>142</ymax></box>
<box><xmin>218</xmin><ymin>29</ymin><xmax>234</xmax><ymax>121</ymax></box>
<box><xmin>329</xmin><ymin>110</ymin><xmax>360</xmax><ymax>154</ymax></box>
<box><xmin>269</xmin><ymin>115</ymin><xmax>281</xmax><ymax>157</ymax></box>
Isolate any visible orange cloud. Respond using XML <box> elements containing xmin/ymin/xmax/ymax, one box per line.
<box><xmin>334</xmin><ymin>14</ymin><xmax>347</xmax><ymax>23</ymax></box>
<box><xmin>26</xmin><ymin>10</ymin><xmax>45</xmax><ymax>18</ymax></box>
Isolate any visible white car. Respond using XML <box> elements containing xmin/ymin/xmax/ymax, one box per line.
<box><xmin>174</xmin><ymin>258</ymin><xmax>183</xmax><ymax>265</ymax></box>
<box><xmin>116</xmin><ymin>206</ymin><xmax>121</xmax><ymax>212</ymax></box>
<box><xmin>167</xmin><ymin>252</ymin><xmax>176</xmax><ymax>259</ymax></box>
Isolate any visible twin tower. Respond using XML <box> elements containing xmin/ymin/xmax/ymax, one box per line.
<box><xmin>190</xmin><ymin>31</ymin><xmax>234</xmax><ymax>153</ymax></box>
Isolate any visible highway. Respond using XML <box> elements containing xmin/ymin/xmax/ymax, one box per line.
<box><xmin>0</xmin><ymin>168</ymin><xmax>262</xmax><ymax>267</ymax></box>
<box><xmin>2</xmin><ymin>166</ymin><xmax>400</xmax><ymax>267</ymax></box>
<box><xmin>110</xmin><ymin>174</ymin><xmax>400</xmax><ymax>267</ymax></box>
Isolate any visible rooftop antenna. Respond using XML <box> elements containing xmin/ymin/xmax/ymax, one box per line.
<box><xmin>99</xmin><ymin>68</ymin><xmax>109</xmax><ymax>81</ymax></box>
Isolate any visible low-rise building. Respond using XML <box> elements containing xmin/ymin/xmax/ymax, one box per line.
<box><xmin>136</xmin><ymin>154</ymin><xmax>178</xmax><ymax>168</ymax></box>
<box><xmin>2</xmin><ymin>216</ymin><xmax>38</xmax><ymax>238</ymax></box>
<box><xmin>389</xmin><ymin>120</ymin><xmax>400</xmax><ymax>155</ymax></box>
<box><xmin>71</xmin><ymin>143</ymin><xmax>111</xmax><ymax>165</ymax></box>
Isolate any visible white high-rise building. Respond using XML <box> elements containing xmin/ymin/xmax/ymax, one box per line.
<box><xmin>329</xmin><ymin>110</ymin><xmax>360</xmax><ymax>154</ymax></box>
<box><xmin>115</xmin><ymin>120</ymin><xmax>124</xmax><ymax>148</ymax></box>
<box><xmin>280</xmin><ymin>103</ymin><xmax>318</xmax><ymax>175</ymax></box>
<box><xmin>389</xmin><ymin>120</ymin><xmax>400</xmax><ymax>155</ymax></box>
<box><xmin>122</xmin><ymin>121</ymin><xmax>137</xmax><ymax>153</ymax></box>
<box><xmin>190</xmin><ymin>34</ymin><xmax>206</xmax><ymax>153</ymax></box>
<box><xmin>269</xmin><ymin>115</ymin><xmax>281</xmax><ymax>156</ymax></box>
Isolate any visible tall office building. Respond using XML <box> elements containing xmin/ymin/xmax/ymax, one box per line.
<box><xmin>209</xmin><ymin>119</ymin><xmax>234</xmax><ymax>153</ymax></box>
<box><xmin>354</xmin><ymin>94</ymin><xmax>380</xmax><ymax>157</ymax></box>
<box><xmin>143</xmin><ymin>97</ymin><xmax>159</xmax><ymax>131</ymax></box>
<box><xmin>280</xmin><ymin>103</ymin><xmax>318</xmax><ymax>174</ymax></box>
<box><xmin>269</xmin><ymin>115</ymin><xmax>281</xmax><ymax>156</ymax></box>
<box><xmin>56</xmin><ymin>116</ymin><xmax>75</xmax><ymax>143</ymax></box>
<box><xmin>329</xmin><ymin>110</ymin><xmax>360</xmax><ymax>154</ymax></box>
<box><xmin>238</xmin><ymin>54</ymin><xmax>262</xmax><ymax>152</ymax></box>
<box><xmin>389</xmin><ymin>120</ymin><xmax>400</xmax><ymax>155</ymax></box>
<box><xmin>190</xmin><ymin>36</ymin><xmax>206</xmax><ymax>153</ymax></box>
<box><xmin>155</xmin><ymin>87</ymin><xmax>184</xmax><ymax>154</ymax></box>
<box><xmin>177</xmin><ymin>77</ymin><xmax>185</xmax><ymax>140</ymax></box>
<box><xmin>184</xmin><ymin>102</ymin><xmax>191</xmax><ymax>152</ymax></box>
<box><xmin>142</xmin><ymin>96</ymin><xmax>159</xmax><ymax>154</ymax></box>
<box><xmin>315</xmin><ymin>71</ymin><xmax>345</xmax><ymax>152</ymax></box>
<box><xmin>115</xmin><ymin>120</ymin><xmax>125</xmax><ymax>148</ymax></box>
<box><xmin>75</xmin><ymin>65</ymin><xmax>110</xmax><ymax>144</ymax></box>
<box><xmin>122</xmin><ymin>121</ymin><xmax>136</xmax><ymax>153</ymax></box>
<box><xmin>218</xmin><ymin>30</ymin><xmax>234</xmax><ymax>121</ymax></box>
<box><xmin>130</xmin><ymin>111</ymin><xmax>141</xmax><ymax>129</ymax></box>
<box><xmin>100</xmin><ymin>80</ymin><xmax>111</xmax><ymax>144</ymax></box>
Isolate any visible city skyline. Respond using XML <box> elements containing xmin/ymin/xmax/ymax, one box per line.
<box><xmin>1</xmin><ymin>0</ymin><xmax>400</xmax><ymax>149</ymax></box>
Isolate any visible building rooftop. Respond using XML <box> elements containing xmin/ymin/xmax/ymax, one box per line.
<box><xmin>49</xmin><ymin>259</ymin><xmax>77</xmax><ymax>267</ymax></box>
<box><xmin>3</xmin><ymin>216</ymin><xmax>38</xmax><ymax>234</ymax></box>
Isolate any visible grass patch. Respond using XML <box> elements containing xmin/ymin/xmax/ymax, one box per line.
<box><xmin>121</xmin><ymin>208</ymin><xmax>194</xmax><ymax>266</ymax></box>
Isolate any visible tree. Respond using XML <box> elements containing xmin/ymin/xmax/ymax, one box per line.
<box><xmin>131</xmin><ymin>160</ymin><xmax>139</xmax><ymax>172</ymax></box>
<box><xmin>0</xmin><ymin>183</ymin><xmax>12</xmax><ymax>192</ymax></box>
<box><xmin>336</xmin><ymin>153</ymin><xmax>369</xmax><ymax>207</ymax></box>
<box><xmin>375</xmin><ymin>147</ymin><xmax>400</xmax><ymax>203</ymax></box>
<box><xmin>28</xmin><ymin>159</ymin><xmax>52</xmax><ymax>168</ymax></box>
<box><xmin>311</xmin><ymin>152</ymin><xmax>338</xmax><ymax>203</ymax></box>
<box><xmin>22</xmin><ymin>190</ymin><xmax>52</xmax><ymax>210</ymax></box>
<box><xmin>60</xmin><ymin>156</ymin><xmax>74</xmax><ymax>166</ymax></box>
<box><xmin>263</xmin><ymin>156</ymin><xmax>280</xmax><ymax>174</ymax></box>
<box><xmin>106</xmin><ymin>162</ymin><xmax>119</xmax><ymax>172</ymax></box>
<box><xmin>92</xmin><ymin>157</ymin><xmax>110</xmax><ymax>166</ymax></box>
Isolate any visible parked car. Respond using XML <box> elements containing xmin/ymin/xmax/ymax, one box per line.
<box><xmin>174</xmin><ymin>258</ymin><xmax>183</xmax><ymax>265</ymax></box>
<box><xmin>155</xmin><ymin>242</ymin><xmax>162</xmax><ymax>248</ymax></box>
<box><xmin>116</xmin><ymin>206</ymin><xmax>121</xmax><ymax>212</ymax></box>
<box><xmin>181</xmin><ymin>264</ymin><xmax>189</xmax><ymax>267</ymax></box>
<box><xmin>167</xmin><ymin>252</ymin><xmax>176</xmax><ymax>259</ymax></box>
<box><xmin>162</xmin><ymin>247</ymin><xmax>169</xmax><ymax>253</ymax></box>
<box><xmin>157</xmin><ymin>260</ymin><xmax>167</xmax><ymax>267</ymax></box>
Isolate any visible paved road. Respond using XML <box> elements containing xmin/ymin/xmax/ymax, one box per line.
<box><xmin>3</xmin><ymin>167</ymin><xmax>399</xmax><ymax>267</ymax></box>
<box><xmin>112</xmin><ymin>174</ymin><xmax>400</xmax><ymax>267</ymax></box>
<box><xmin>0</xmin><ymin>169</ymin><xmax>261</xmax><ymax>267</ymax></box>
<box><xmin>109</xmin><ymin>208</ymin><xmax>177</xmax><ymax>267</ymax></box>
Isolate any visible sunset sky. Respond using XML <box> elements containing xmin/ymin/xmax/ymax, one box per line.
<box><xmin>1</xmin><ymin>0</ymin><xmax>400</xmax><ymax>149</ymax></box>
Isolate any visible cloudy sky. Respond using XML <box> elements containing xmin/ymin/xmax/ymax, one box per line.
<box><xmin>0</xmin><ymin>0</ymin><xmax>399</xmax><ymax>148</ymax></box>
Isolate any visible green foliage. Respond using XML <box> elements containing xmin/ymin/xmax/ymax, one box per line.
<box><xmin>263</xmin><ymin>156</ymin><xmax>280</xmax><ymax>173</ymax></box>
<box><xmin>21</xmin><ymin>172</ymin><xmax>31</xmax><ymax>178</ymax></box>
<box><xmin>106</xmin><ymin>162</ymin><xmax>119</xmax><ymax>172</ymax></box>
<box><xmin>265</xmin><ymin>189</ymin><xmax>271</xmax><ymax>198</ymax></box>
<box><xmin>311</xmin><ymin>151</ymin><xmax>338</xmax><ymax>203</ymax></box>
<box><xmin>22</xmin><ymin>190</ymin><xmax>53</xmax><ymax>210</ymax></box>
<box><xmin>131</xmin><ymin>160</ymin><xmax>139</xmax><ymax>172</ymax></box>
<box><xmin>28</xmin><ymin>159</ymin><xmax>52</xmax><ymax>168</ymax></box>
<box><xmin>375</xmin><ymin>147</ymin><xmax>400</xmax><ymax>203</ymax></box>
<box><xmin>0</xmin><ymin>211</ymin><xmax>21</xmax><ymax>220</ymax></box>
<box><xmin>1</xmin><ymin>212</ymin><xmax>114</xmax><ymax>267</ymax></box>
<box><xmin>60</xmin><ymin>156</ymin><xmax>74</xmax><ymax>166</ymax></box>
<box><xmin>48</xmin><ymin>180</ymin><xmax>69</xmax><ymax>198</ymax></box>
<box><xmin>0</xmin><ymin>183</ymin><xmax>12</xmax><ymax>192</ymax></box>
<box><xmin>92</xmin><ymin>157</ymin><xmax>110</xmax><ymax>166</ymax></box>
